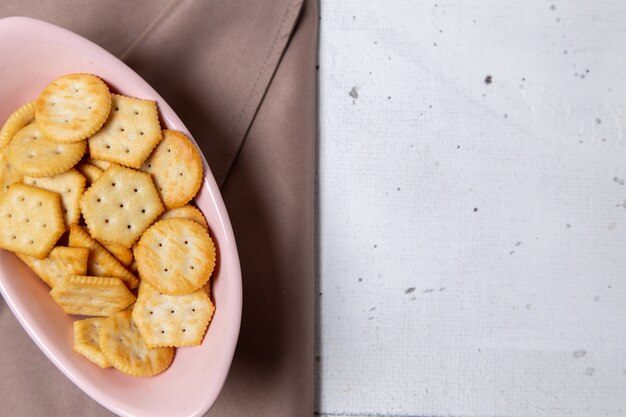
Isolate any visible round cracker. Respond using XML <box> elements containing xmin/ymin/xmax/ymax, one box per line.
<box><xmin>136</xmin><ymin>218</ymin><xmax>216</xmax><ymax>295</ymax></box>
<box><xmin>0</xmin><ymin>101</ymin><xmax>35</xmax><ymax>148</ymax></box>
<box><xmin>6</xmin><ymin>123</ymin><xmax>86</xmax><ymax>177</ymax></box>
<box><xmin>158</xmin><ymin>204</ymin><xmax>209</xmax><ymax>230</ymax></box>
<box><xmin>36</xmin><ymin>73</ymin><xmax>111</xmax><ymax>143</ymax></box>
<box><xmin>140</xmin><ymin>130</ymin><xmax>202</xmax><ymax>209</ymax></box>
<box><xmin>99</xmin><ymin>309</ymin><xmax>174</xmax><ymax>377</ymax></box>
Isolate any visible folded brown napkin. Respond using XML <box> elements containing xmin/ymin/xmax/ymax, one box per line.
<box><xmin>0</xmin><ymin>1</ymin><xmax>317</xmax><ymax>415</ymax></box>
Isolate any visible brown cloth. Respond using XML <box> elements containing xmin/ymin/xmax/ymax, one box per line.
<box><xmin>0</xmin><ymin>1</ymin><xmax>317</xmax><ymax>416</ymax></box>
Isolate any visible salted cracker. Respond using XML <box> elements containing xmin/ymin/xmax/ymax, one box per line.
<box><xmin>36</xmin><ymin>73</ymin><xmax>111</xmax><ymax>143</ymax></box>
<box><xmin>136</xmin><ymin>218</ymin><xmax>215</xmax><ymax>295</ymax></box>
<box><xmin>140</xmin><ymin>130</ymin><xmax>202</xmax><ymax>209</ymax></box>
<box><xmin>24</xmin><ymin>169</ymin><xmax>86</xmax><ymax>227</ymax></box>
<box><xmin>97</xmin><ymin>240</ymin><xmax>133</xmax><ymax>267</ymax></box>
<box><xmin>0</xmin><ymin>183</ymin><xmax>64</xmax><ymax>258</ymax></box>
<box><xmin>68</xmin><ymin>224</ymin><xmax>138</xmax><ymax>289</ymax></box>
<box><xmin>16</xmin><ymin>246</ymin><xmax>88</xmax><ymax>288</ymax></box>
<box><xmin>50</xmin><ymin>275</ymin><xmax>136</xmax><ymax>316</ymax></box>
<box><xmin>6</xmin><ymin>123</ymin><xmax>86</xmax><ymax>178</ymax></box>
<box><xmin>0</xmin><ymin>101</ymin><xmax>36</xmax><ymax>148</ymax></box>
<box><xmin>99</xmin><ymin>309</ymin><xmax>174</xmax><ymax>377</ymax></box>
<box><xmin>158</xmin><ymin>204</ymin><xmax>208</xmax><ymax>231</ymax></box>
<box><xmin>75</xmin><ymin>162</ymin><xmax>103</xmax><ymax>185</ymax></box>
<box><xmin>88</xmin><ymin>94</ymin><xmax>162</xmax><ymax>169</ymax></box>
<box><xmin>80</xmin><ymin>164</ymin><xmax>164</xmax><ymax>247</ymax></box>
<box><xmin>133</xmin><ymin>282</ymin><xmax>214</xmax><ymax>347</ymax></box>
<box><xmin>73</xmin><ymin>318</ymin><xmax>110</xmax><ymax>368</ymax></box>
<box><xmin>0</xmin><ymin>150</ymin><xmax>23</xmax><ymax>194</ymax></box>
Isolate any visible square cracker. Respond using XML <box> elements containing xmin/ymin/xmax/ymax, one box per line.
<box><xmin>133</xmin><ymin>282</ymin><xmax>214</xmax><ymax>347</ymax></box>
<box><xmin>79</xmin><ymin>164</ymin><xmax>164</xmax><ymax>247</ymax></box>
<box><xmin>99</xmin><ymin>309</ymin><xmax>174</xmax><ymax>377</ymax></box>
<box><xmin>0</xmin><ymin>183</ymin><xmax>64</xmax><ymax>258</ymax></box>
<box><xmin>24</xmin><ymin>168</ymin><xmax>86</xmax><ymax>227</ymax></box>
<box><xmin>17</xmin><ymin>246</ymin><xmax>88</xmax><ymax>288</ymax></box>
<box><xmin>73</xmin><ymin>318</ymin><xmax>110</xmax><ymax>368</ymax></box>
<box><xmin>69</xmin><ymin>224</ymin><xmax>138</xmax><ymax>289</ymax></box>
<box><xmin>50</xmin><ymin>275</ymin><xmax>136</xmax><ymax>316</ymax></box>
<box><xmin>87</xmin><ymin>94</ymin><xmax>162</xmax><ymax>169</ymax></box>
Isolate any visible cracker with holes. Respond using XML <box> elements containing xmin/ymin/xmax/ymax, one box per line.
<box><xmin>159</xmin><ymin>204</ymin><xmax>209</xmax><ymax>230</ymax></box>
<box><xmin>6</xmin><ymin>123</ymin><xmax>86</xmax><ymax>177</ymax></box>
<box><xmin>0</xmin><ymin>101</ymin><xmax>35</xmax><ymax>148</ymax></box>
<box><xmin>0</xmin><ymin>183</ymin><xmax>64</xmax><ymax>258</ymax></box>
<box><xmin>100</xmin><ymin>309</ymin><xmax>174</xmax><ymax>377</ymax></box>
<box><xmin>141</xmin><ymin>130</ymin><xmax>202</xmax><ymax>209</ymax></box>
<box><xmin>136</xmin><ymin>218</ymin><xmax>215</xmax><ymax>295</ymax></box>
<box><xmin>69</xmin><ymin>225</ymin><xmax>138</xmax><ymax>289</ymax></box>
<box><xmin>88</xmin><ymin>94</ymin><xmax>162</xmax><ymax>169</ymax></box>
<box><xmin>24</xmin><ymin>168</ymin><xmax>86</xmax><ymax>227</ymax></box>
<box><xmin>0</xmin><ymin>150</ymin><xmax>23</xmax><ymax>195</ymax></box>
<box><xmin>16</xmin><ymin>246</ymin><xmax>88</xmax><ymax>288</ymax></box>
<box><xmin>36</xmin><ymin>73</ymin><xmax>111</xmax><ymax>143</ymax></box>
<box><xmin>133</xmin><ymin>282</ymin><xmax>214</xmax><ymax>347</ymax></box>
<box><xmin>73</xmin><ymin>318</ymin><xmax>110</xmax><ymax>368</ymax></box>
<box><xmin>80</xmin><ymin>164</ymin><xmax>164</xmax><ymax>247</ymax></box>
<box><xmin>50</xmin><ymin>275</ymin><xmax>136</xmax><ymax>316</ymax></box>
<box><xmin>75</xmin><ymin>162</ymin><xmax>103</xmax><ymax>185</ymax></box>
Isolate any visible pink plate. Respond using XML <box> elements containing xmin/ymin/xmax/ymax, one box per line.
<box><xmin>0</xmin><ymin>17</ymin><xmax>242</xmax><ymax>417</ymax></box>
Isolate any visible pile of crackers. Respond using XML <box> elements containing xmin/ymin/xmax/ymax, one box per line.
<box><xmin>0</xmin><ymin>74</ymin><xmax>216</xmax><ymax>377</ymax></box>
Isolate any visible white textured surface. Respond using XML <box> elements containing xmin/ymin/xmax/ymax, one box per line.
<box><xmin>317</xmin><ymin>1</ymin><xmax>626</xmax><ymax>416</ymax></box>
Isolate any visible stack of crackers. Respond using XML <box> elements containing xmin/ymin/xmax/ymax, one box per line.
<box><xmin>0</xmin><ymin>74</ymin><xmax>216</xmax><ymax>377</ymax></box>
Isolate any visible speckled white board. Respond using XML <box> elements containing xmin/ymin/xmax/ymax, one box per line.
<box><xmin>317</xmin><ymin>1</ymin><xmax>626</xmax><ymax>416</ymax></box>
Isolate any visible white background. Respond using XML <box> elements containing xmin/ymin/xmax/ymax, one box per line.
<box><xmin>317</xmin><ymin>1</ymin><xmax>626</xmax><ymax>416</ymax></box>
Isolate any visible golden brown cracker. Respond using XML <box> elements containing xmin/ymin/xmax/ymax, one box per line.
<box><xmin>97</xmin><ymin>240</ymin><xmax>133</xmax><ymax>267</ymax></box>
<box><xmin>6</xmin><ymin>123</ymin><xmax>86</xmax><ymax>177</ymax></box>
<box><xmin>80</xmin><ymin>164</ymin><xmax>164</xmax><ymax>247</ymax></box>
<box><xmin>85</xmin><ymin>158</ymin><xmax>110</xmax><ymax>171</ymax></box>
<box><xmin>73</xmin><ymin>318</ymin><xmax>110</xmax><ymax>368</ymax></box>
<box><xmin>50</xmin><ymin>275</ymin><xmax>136</xmax><ymax>316</ymax></box>
<box><xmin>68</xmin><ymin>224</ymin><xmax>138</xmax><ymax>289</ymax></box>
<box><xmin>132</xmin><ymin>282</ymin><xmax>214</xmax><ymax>347</ymax></box>
<box><xmin>24</xmin><ymin>168</ymin><xmax>86</xmax><ymax>227</ymax></box>
<box><xmin>88</xmin><ymin>94</ymin><xmax>162</xmax><ymax>169</ymax></box>
<box><xmin>75</xmin><ymin>162</ymin><xmax>103</xmax><ymax>185</ymax></box>
<box><xmin>16</xmin><ymin>246</ymin><xmax>88</xmax><ymax>288</ymax></box>
<box><xmin>0</xmin><ymin>183</ymin><xmax>64</xmax><ymax>258</ymax></box>
<box><xmin>140</xmin><ymin>130</ymin><xmax>202</xmax><ymax>209</ymax></box>
<box><xmin>99</xmin><ymin>309</ymin><xmax>174</xmax><ymax>377</ymax></box>
<box><xmin>158</xmin><ymin>204</ymin><xmax>208</xmax><ymax>231</ymax></box>
<box><xmin>136</xmin><ymin>219</ymin><xmax>215</xmax><ymax>295</ymax></box>
<box><xmin>36</xmin><ymin>73</ymin><xmax>111</xmax><ymax>143</ymax></box>
<box><xmin>0</xmin><ymin>150</ymin><xmax>23</xmax><ymax>194</ymax></box>
<box><xmin>0</xmin><ymin>101</ymin><xmax>35</xmax><ymax>148</ymax></box>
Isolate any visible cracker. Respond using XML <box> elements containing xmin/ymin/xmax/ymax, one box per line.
<box><xmin>88</xmin><ymin>94</ymin><xmax>162</xmax><ymax>169</ymax></box>
<box><xmin>36</xmin><ymin>73</ymin><xmax>111</xmax><ymax>143</ymax></box>
<box><xmin>50</xmin><ymin>275</ymin><xmax>136</xmax><ymax>316</ymax></box>
<box><xmin>0</xmin><ymin>150</ymin><xmax>23</xmax><ymax>194</ymax></box>
<box><xmin>99</xmin><ymin>309</ymin><xmax>174</xmax><ymax>377</ymax></box>
<box><xmin>141</xmin><ymin>130</ymin><xmax>202</xmax><ymax>209</ymax></box>
<box><xmin>24</xmin><ymin>168</ymin><xmax>86</xmax><ymax>227</ymax></box>
<box><xmin>0</xmin><ymin>183</ymin><xmax>64</xmax><ymax>258</ymax></box>
<box><xmin>16</xmin><ymin>246</ymin><xmax>88</xmax><ymax>288</ymax></box>
<box><xmin>133</xmin><ymin>282</ymin><xmax>214</xmax><ymax>347</ymax></box>
<box><xmin>6</xmin><ymin>123</ymin><xmax>86</xmax><ymax>177</ymax></box>
<box><xmin>68</xmin><ymin>224</ymin><xmax>138</xmax><ymax>289</ymax></box>
<box><xmin>73</xmin><ymin>318</ymin><xmax>110</xmax><ymax>368</ymax></box>
<box><xmin>86</xmin><ymin>158</ymin><xmax>110</xmax><ymax>171</ymax></box>
<box><xmin>80</xmin><ymin>164</ymin><xmax>164</xmax><ymax>247</ymax></box>
<box><xmin>97</xmin><ymin>240</ymin><xmax>133</xmax><ymax>267</ymax></box>
<box><xmin>75</xmin><ymin>162</ymin><xmax>103</xmax><ymax>185</ymax></box>
<box><xmin>0</xmin><ymin>101</ymin><xmax>36</xmax><ymax>148</ymax></box>
<box><xmin>136</xmin><ymin>219</ymin><xmax>215</xmax><ymax>295</ymax></box>
<box><xmin>158</xmin><ymin>204</ymin><xmax>209</xmax><ymax>231</ymax></box>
